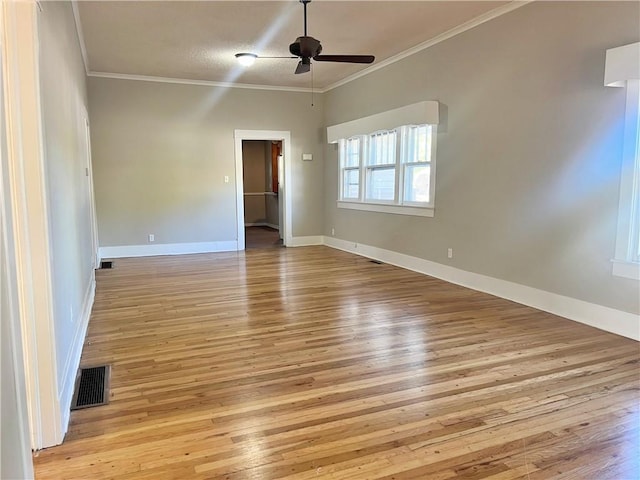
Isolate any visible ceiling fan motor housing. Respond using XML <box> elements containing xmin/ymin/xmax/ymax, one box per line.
<box><xmin>289</xmin><ymin>36</ymin><xmax>322</xmax><ymax>59</ymax></box>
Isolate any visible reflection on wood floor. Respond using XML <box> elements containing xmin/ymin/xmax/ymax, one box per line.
<box><xmin>33</xmin><ymin>246</ymin><xmax>639</xmax><ymax>479</ymax></box>
<box><xmin>245</xmin><ymin>225</ymin><xmax>282</xmax><ymax>249</ymax></box>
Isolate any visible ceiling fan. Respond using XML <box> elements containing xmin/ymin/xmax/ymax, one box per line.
<box><xmin>289</xmin><ymin>0</ymin><xmax>375</xmax><ymax>74</ymax></box>
<box><xmin>235</xmin><ymin>0</ymin><xmax>375</xmax><ymax>75</ymax></box>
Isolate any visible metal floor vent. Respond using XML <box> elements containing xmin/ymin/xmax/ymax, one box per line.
<box><xmin>100</xmin><ymin>261</ymin><xmax>113</xmax><ymax>269</ymax></box>
<box><xmin>71</xmin><ymin>365</ymin><xmax>110</xmax><ymax>410</ymax></box>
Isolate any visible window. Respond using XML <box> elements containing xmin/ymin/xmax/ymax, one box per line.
<box><xmin>630</xmin><ymin>84</ymin><xmax>640</xmax><ymax>264</ymax></box>
<box><xmin>612</xmin><ymin>79</ymin><xmax>640</xmax><ymax>279</ymax></box>
<box><xmin>606</xmin><ymin>42</ymin><xmax>640</xmax><ymax>280</ymax></box>
<box><xmin>403</xmin><ymin>125</ymin><xmax>433</xmax><ymax>205</ymax></box>
<box><xmin>338</xmin><ymin>124</ymin><xmax>437</xmax><ymax>217</ymax></box>
<box><xmin>366</xmin><ymin>130</ymin><xmax>397</xmax><ymax>202</ymax></box>
<box><xmin>339</xmin><ymin>137</ymin><xmax>361</xmax><ymax>200</ymax></box>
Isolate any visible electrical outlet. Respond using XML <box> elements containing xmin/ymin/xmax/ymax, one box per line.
<box><xmin>224</xmin><ymin>175</ymin><xmax>229</xmax><ymax>183</ymax></box>
<box><xmin>447</xmin><ymin>248</ymin><xmax>453</xmax><ymax>259</ymax></box>
<box><xmin>331</xmin><ymin>228</ymin><xmax>335</xmax><ymax>236</ymax></box>
<box><xmin>149</xmin><ymin>234</ymin><xmax>155</xmax><ymax>242</ymax></box>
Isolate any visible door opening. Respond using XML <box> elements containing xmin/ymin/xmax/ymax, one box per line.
<box><xmin>241</xmin><ymin>139</ymin><xmax>282</xmax><ymax>249</ymax></box>
<box><xmin>234</xmin><ymin>130</ymin><xmax>292</xmax><ymax>250</ymax></box>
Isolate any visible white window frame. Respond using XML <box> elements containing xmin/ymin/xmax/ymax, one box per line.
<box><xmin>612</xmin><ymin>79</ymin><xmax>640</xmax><ymax>280</ymax></box>
<box><xmin>338</xmin><ymin>137</ymin><xmax>362</xmax><ymax>201</ymax></box>
<box><xmin>337</xmin><ymin>123</ymin><xmax>437</xmax><ymax>217</ymax></box>
<box><xmin>606</xmin><ymin>42</ymin><xmax>640</xmax><ymax>280</ymax></box>
<box><xmin>365</xmin><ymin>129</ymin><xmax>398</xmax><ymax>204</ymax></box>
<box><xmin>401</xmin><ymin>124</ymin><xmax>435</xmax><ymax>207</ymax></box>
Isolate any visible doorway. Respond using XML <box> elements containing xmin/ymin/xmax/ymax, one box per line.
<box><xmin>241</xmin><ymin>139</ymin><xmax>282</xmax><ymax>249</ymax></box>
<box><xmin>234</xmin><ymin>130</ymin><xmax>292</xmax><ymax>250</ymax></box>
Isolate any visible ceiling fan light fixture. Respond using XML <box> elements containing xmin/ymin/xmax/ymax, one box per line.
<box><xmin>235</xmin><ymin>53</ymin><xmax>257</xmax><ymax>67</ymax></box>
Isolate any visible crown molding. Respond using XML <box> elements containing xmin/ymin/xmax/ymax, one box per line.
<box><xmin>71</xmin><ymin>1</ymin><xmax>89</xmax><ymax>75</ymax></box>
<box><xmin>87</xmin><ymin>71</ymin><xmax>315</xmax><ymax>93</ymax></box>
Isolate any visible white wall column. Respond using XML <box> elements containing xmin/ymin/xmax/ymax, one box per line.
<box><xmin>2</xmin><ymin>0</ymin><xmax>63</xmax><ymax>448</ymax></box>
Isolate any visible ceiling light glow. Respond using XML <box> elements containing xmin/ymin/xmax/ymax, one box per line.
<box><xmin>235</xmin><ymin>53</ymin><xmax>258</xmax><ymax>67</ymax></box>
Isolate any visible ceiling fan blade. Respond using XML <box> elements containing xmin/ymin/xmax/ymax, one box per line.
<box><xmin>295</xmin><ymin>60</ymin><xmax>311</xmax><ymax>75</ymax></box>
<box><xmin>314</xmin><ymin>54</ymin><xmax>375</xmax><ymax>64</ymax></box>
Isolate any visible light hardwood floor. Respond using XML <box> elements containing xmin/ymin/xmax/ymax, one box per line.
<box><xmin>245</xmin><ymin>226</ymin><xmax>282</xmax><ymax>249</ymax></box>
<box><xmin>34</xmin><ymin>246</ymin><xmax>639</xmax><ymax>479</ymax></box>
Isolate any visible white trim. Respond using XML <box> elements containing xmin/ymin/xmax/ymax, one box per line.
<box><xmin>323</xmin><ymin>237</ymin><xmax>639</xmax><ymax>341</ymax></box>
<box><xmin>612</xmin><ymin>260</ymin><xmax>640</xmax><ymax>281</ymax></box>
<box><xmin>88</xmin><ymin>71</ymin><xmax>314</xmax><ymax>93</ymax></box>
<box><xmin>604</xmin><ymin>42</ymin><xmax>640</xmax><ymax>87</ymax></box>
<box><xmin>338</xmin><ymin>201</ymin><xmax>434</xmax><ymax>218</ymax></box>
<box><xmin>2</xmin><ymin>0</ymin><xmax>63</xmax><ymax>448</ymax></box>
<box><xmin>0</xmin><ymin>6</ymin><xmax>35</xmax><ymax>473</ymax></box>
<box><xmin>234</xmin><ymin>130</ymin><xmax>292</xmax><ymax>250</ymax></box>
<box><xmin>70</xmin><ymin>1</ymin><xmax>88</xmax><ymax>75</ymax></box>
<box><xmin>99</xmin><ymin>241</ymin><xmax>238</xmax><ymax>259</ymax></box>
<box><xmin>323</xmin><ymin>1</ymin><xmax>533</xmax><ymax>92</ymax></box>
<box><xmin>288</xmin><ymin>235</ymin><xmax>324</xmax><ymax>247</ymax></box>
<box><xmin>610</xmin><ymin>78</ymin><xmax>640</xmax><ymax>277</ymax></box>
<box><xmin>58</xmin><ymin>276</ymin><xmax>95</xmax><ymax>431</ymax></box>
<box><xmin>83</xmin><ymin>115</ymin><xmax>100</xmax><ymax>269</ymax></box>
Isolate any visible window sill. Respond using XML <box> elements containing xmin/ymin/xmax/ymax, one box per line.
<box><xmin>612</xmin><ymin>260</ymin><xmax>640</xmax><ymax>280</ymax></box>
<box><xmin>337</xmin><ymin>201</ymin><xmax>434</xmax><ymax>217</ymax></box>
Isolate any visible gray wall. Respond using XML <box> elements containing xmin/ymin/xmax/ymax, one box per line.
<box><xmin>39</xmin><ymin>1</ymin><xmax>95</xmax><ymax>397</ymax></box>
<box><xmin>88</xmin><ymin>78</ymin><xmax>324</xmax><ymax>246</ymax></box>
<box><xmin>323</xmin><ymin>1</ymin><xmax>640</xmax><ymax>315</ymax></box>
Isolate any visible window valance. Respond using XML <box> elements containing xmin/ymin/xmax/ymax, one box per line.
<box><xmin>327</xmin><ymin>101</ymin><xmax>439</xmax><ymax>144</ymax></box>
<box><xmin>604</xmin><ymin>42</ymin><xmax>640</xmax><ymax>87</ymax></box>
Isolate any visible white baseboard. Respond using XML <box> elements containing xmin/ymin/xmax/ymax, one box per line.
<box><xmin>99</xmin><ymin>241</ymin><xmax>239</xmax><ymax>259</ymax></box>
<box><xmin>288</xmin><ymin>235</ymin><xmax>324</xmax><ymax>247</ymax></box>
<box><xmin>323</xmin><ymin>237</ymin><xmax>639</xmax><ymax>341</ymax></box>
<box><xmin>58</xmin><ymin>275</ymin><xmax>96</xmax><ymax>433</ymax></box>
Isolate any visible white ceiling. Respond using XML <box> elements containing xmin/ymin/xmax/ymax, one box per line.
<box><xmin>76</xmin><ymin>1</ymin><xmax>516</xmax><ymax>91</ymax></box>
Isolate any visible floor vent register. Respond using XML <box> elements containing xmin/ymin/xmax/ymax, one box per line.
<box><xmin>71</xmin><ymin>365</ymin><xmax>111</xmax><ymax>410</ymax></box>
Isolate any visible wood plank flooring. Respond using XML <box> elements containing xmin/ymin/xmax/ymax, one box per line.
<box><xmin>33</xmin><ymin>246</ymin><xmax>640</xmax><ymax>479</ymax></box>
<box><xmin>245</xmin><ymin>226</ymin><xmax>282</xmax><ymax>249</ymax></box>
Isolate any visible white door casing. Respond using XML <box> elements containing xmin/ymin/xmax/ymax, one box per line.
<box><xmin>234</xmin><ymin>130</ymin><xmax>292</xmax><ymax>249</ymax></box>
<box><xmin>2</xmin><ymin>0</ymin><xmax>63</xmax><ymax>449</ymax></box>
<box><xmin>84</xmin><ymin>116</ymin><xmax>99</xmax><ymax>267</ymax></box>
